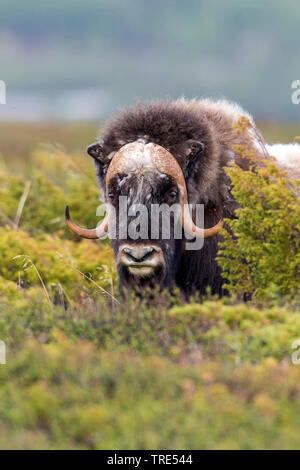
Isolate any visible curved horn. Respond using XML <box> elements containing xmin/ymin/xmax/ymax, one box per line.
<box><xmin>182</xmin><ymin>204</ymin><xmax>224</xmax><ymax>238</ymax></box>
<box><xmin>65</xmin><ymin>205</ymin><xmax>109</xmax><ymax>239</ymax></box>
<box><xmin>139</xmin><ymin>143</ymin><xmax>224</xmax><ymax>239</ymax></box>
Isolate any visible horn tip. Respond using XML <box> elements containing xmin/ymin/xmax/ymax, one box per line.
<box><xmin>65</xmin><ymin>205</ymin><xmax>70</xmax><ymax>220</ymax></box>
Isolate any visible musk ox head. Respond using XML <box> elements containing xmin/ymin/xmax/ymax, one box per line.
<box><xmin>65</xmin><ymin>102</ymin><xmax>223</xmax><ymax>292</ymax></box>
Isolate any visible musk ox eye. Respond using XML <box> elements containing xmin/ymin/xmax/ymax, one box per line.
<box><xmin>168</xmin><ymin>189</ymin><xmax>178</xmax><ymax>202</ymax></box>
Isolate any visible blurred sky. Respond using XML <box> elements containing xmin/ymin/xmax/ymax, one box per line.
<box><xmin>0</xmin><ymin>0</ymin><xmax>299</xmax><ymax>121</ymax></box>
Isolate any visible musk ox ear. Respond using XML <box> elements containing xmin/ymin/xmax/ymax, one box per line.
<box><xmin>183</xmin><ymin>139</ymin><xmax>205</xmax><ymax>159</ymax></box>
<box><xmin>86</xmin><ymin>140</ymin><xmax>105</xmax><ymax>162</ymax></box>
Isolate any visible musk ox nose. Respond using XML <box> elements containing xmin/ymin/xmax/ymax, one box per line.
<box><xmin>122</xmin><ymin>246</ymin><xmax>155</xmax><ymax>263</ymax></box>
<box><xmin>118</xmin><ymin>244</ymin><xmax>165</xmax><ymax>278</ymax></box>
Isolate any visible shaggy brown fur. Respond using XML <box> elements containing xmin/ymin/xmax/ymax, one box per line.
<box><xmin>94</xmin><ymin>98</ymin><xmax>264</xmax><ymax>215</ymax></box>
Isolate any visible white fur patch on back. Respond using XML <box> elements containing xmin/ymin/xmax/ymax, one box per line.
<box><xmin>266</xmin><ymin>143</ymin><xmax>300</xmax><ymax>179</ymax></box>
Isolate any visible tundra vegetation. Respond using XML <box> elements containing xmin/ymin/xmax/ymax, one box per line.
<box><xmin>0</xmin><ymin>123</ymin><xmax>299</xmax><ymax>449</ymax></box>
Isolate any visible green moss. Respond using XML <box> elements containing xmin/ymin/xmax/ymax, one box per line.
<box><xmin>0</xmin><ymin>335</ymin><xmax>300</xmax><ymax>449</ymax></box>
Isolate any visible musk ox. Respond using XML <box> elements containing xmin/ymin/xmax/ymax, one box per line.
<box><xmin>66</xmin><ymin>98</ymin><xmax>299</xmax><ymax>296</ymax></box>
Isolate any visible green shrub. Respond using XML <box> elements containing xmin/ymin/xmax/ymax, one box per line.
<box><xmin>218</xmin><ymin>122</ymin><xmax>300</xmax><ymax>301</ymax></box>
<box><xmin>0</xmin><ymin>171</ymin><xmax>66</xmax><ymax>234</ymax></box>
<box><xmin>31</xmin><ymin>148</ymin><xmax>102</xmax><ymax>237</ymax></box>
<box><xmin>0</xmin><ymin>227</ymin><xmax>116</xmax><ymax>301</ymax></box>
<box><xmin>0</xmin><ymin>149</ymin><xmax>101</xmax><ymax>238</ymax></box>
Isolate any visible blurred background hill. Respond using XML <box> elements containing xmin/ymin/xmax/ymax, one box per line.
<box><xmin>0</xmin><ymin>0</ymin><xmax>299</xmax><ymax>121</ymax></box>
